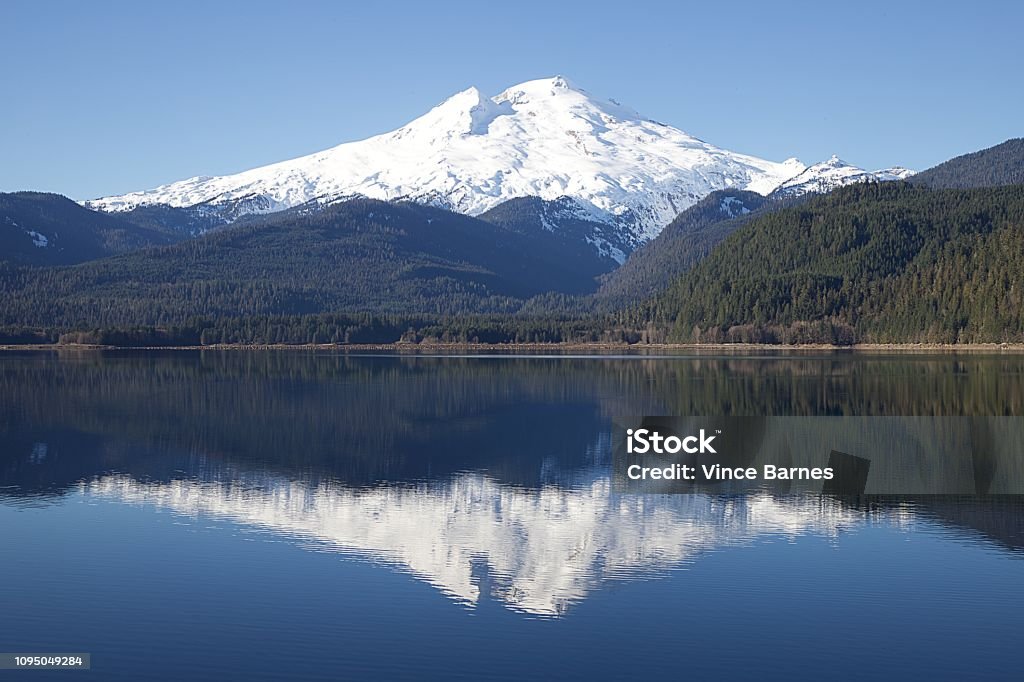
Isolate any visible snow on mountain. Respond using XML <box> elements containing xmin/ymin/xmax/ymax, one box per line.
<box><xmin>4</xmin><ymin>218</ymin><xmax>50</xmax><ymax>248</ymax></box>
<box><xmin>85</xmin><ymin>76</ymin><xmax>805</xmax><ymax>249</ymax></box>
<box><xmin>771</xmin><ymin>155</ymin><xmax>916</xmax><ymax>198</ymax></box>
<box><xmin>84</xmin><ymin>472</ymin><xmax>866</xmax><ymax>616</ymax></box>
<box><xmin>719</xmin><ymin>195</ymin><xmax>752</xmax><ymax>218</ymax></box>
<box><xmin>747</xmin><ymin>157</ymin><xmax>806</xmax><ymax>195</ymax></box>
<box><xmin>872</xmin><ymin>166</ymin><xmax>917</xmax><ymax>181</ymax></box>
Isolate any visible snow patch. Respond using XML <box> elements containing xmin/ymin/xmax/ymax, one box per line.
<box><xmin>872</xmin><ymin>166</ymin><xmax>917</xmax><ymax>181</ymax></box>
<box><xmin>5</xmin><ymin>218</ymin><xmax>51</xmax><ymax>247</ymax></box>
<box><xmin>720</xmin><ymin>196</ymin><xmax>750</xmax><ymax>217</ymax></box>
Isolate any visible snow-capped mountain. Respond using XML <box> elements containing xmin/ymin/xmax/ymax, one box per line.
<box><xmin>85</xmin><ymin>77</ymin><xmax>913</xmax><ymax>253</ymax></box>
<box><xmin>872</xmin><ymin>166</ymin><xmax>917</xmax><ymax>182</ymax></box>
<box><xmin>771</xmin><ymin>155</ymin><xmax>916</xmax><ymax>198</ymax></box>
<box><xmin>86</xmin><ymin>76</ymin><xmax>807</xmax><ymax>250</ymax></box>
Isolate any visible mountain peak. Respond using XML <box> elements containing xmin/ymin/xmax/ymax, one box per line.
<box><xmin>772</xmin><ymin>155</ymin><xmax>915</xmax><ymax>197</ymax></box>
<box><xmin>508</xmin><ymin>75</ymin><xmax>581</xmax><ymax>93</ymax></box>
<box><xmin>401</xmin><ymin>85</ymin><xmax>513</xmax><ymax>138</ymax></box>
<box><xmin>424</xmin><ymin>86</ymin><xmax>488</xmax><ymax>121</ymax></box>
<box><xmin>493</xmin><ymin>75</ymin><xmax>588</xmax><ymax>106</ymax></box>
<box><xmin>447</xmin><ymin>85</ymin><xmax>486</xmax><ymax>103</ymax></box>
<box><xmin>549</xmin><ymin>75</ymin><xmax>575</xmax><ymax>89</ymax></box>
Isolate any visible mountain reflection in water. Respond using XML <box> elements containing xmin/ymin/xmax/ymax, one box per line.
<box><xmin>80</xmin><ymin>473</ymin><xmax>875</xmax><ymax>616</ymax></box>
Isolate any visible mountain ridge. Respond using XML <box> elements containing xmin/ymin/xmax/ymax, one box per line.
<box><xmin>771</xmin><ymin>155</ymin><xmax>915</xmax><ymax>198</ymax></box>
<box><xmin>0</xmin><ymin>192</ymin><xmax>183</xmax><ymax>266</ymax></box>
<box><xmin>0</xmin><ymin>198</ymin><xmax>617</xmax><ymax>328</ymax></box>
<box><xmin>910</xmin><ymin>138</ymin><xmax>1024</xmax><ymax>189</ymax></box>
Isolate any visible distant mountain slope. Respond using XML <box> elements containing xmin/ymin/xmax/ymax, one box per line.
<box><xmin>770</xmin><ymin>156</ymin><xmax>915</xmax><ymax>198</ymax></box>
<box><xmin>0</xmin><ymin>198</ymin><xmax>616</xmax><ymax>328</ymax></box>
<box><xmin>910</xmin><ymin>138</ymin><xmax>1024</xmax><ymax>189</ymax></box>
<box><xmin>477</xmin><ymin>196</ymin><xmax>632</xmax><ymax>263</ymax></box>
<box><xmin>591</xmin><ymin>190</ymin><xmax>778</xmax><ymax>308</ymax></box>
<box><xmin>115</xmin><ymin>203</ymin><xmax>235</xmax><ymax>236</ymax></box>
<box><xmin>591</xmin><ymin>159</ymin><xmax>919</xmax><ymax>311</ymax></box>
<box><xmin>0</xmin><ymin>192</ymin><xmax>181</xmax><ymax>265</ymax></box>
<box><xmin>84</xmin><ymin>76</ymin><xmax>806</xmax><ymax>251</ymax></box>
<box><xmin>649</xmin><ymin>182</ymin><xmax>1024</xmax><ymax>344</ymax></box>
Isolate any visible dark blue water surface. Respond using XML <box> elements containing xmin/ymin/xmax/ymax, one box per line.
<box><xmin>1</xmin><ymin>350</ymin><xmax>1022</xmax><ymax>681</ymax></box>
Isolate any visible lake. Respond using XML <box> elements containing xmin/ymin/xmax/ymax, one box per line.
<box><xmin>1</xmin><ymin>350</ymin><xmax>1022</xmax><ymax>680</ymax></box>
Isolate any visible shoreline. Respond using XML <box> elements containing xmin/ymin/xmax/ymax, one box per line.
<box><xmin>3</xmin><ymin>342</ymin><xmax>1024</xmax><ymax>353</ymax></box>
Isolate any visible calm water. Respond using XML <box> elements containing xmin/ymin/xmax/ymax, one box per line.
<box><xmin>1</xmin><ymin>350</ymin><xmax>1023</xmax><ymax>681</ymax></box>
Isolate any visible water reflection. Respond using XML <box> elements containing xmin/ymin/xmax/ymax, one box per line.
<box><xmin>80</xmin><ymin>473</ymin><xmax>875</xmax><ymax>616</ymax></box>
<box><xmin>1</xmin><ymin>350</ymin><xmax>1023</xmax><ymax>619</ymax></box>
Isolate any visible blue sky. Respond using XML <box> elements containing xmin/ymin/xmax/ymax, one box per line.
<box><xmin>2</xmin><ymin>0</ymin><xmax>1021</xmax><ymax>199</ymax></box>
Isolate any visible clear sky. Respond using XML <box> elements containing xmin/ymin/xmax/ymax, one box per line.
<box><xmin>2</xmin><ymin>0</ymin><xmax>1021</xmax><ymax>199</ymax></box>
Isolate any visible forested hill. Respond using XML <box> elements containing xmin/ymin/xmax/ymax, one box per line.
<box><xmin>0</xmin><ymin>192</ymin><xmax>182</xmax><ymax>266</ymax></box>
<box><xmin>911</xmin><ymin>138</ymin><xmax>1024</xmax><ymax>189</ymax></box>
<box><xmin>0</xmin><ymin>198</ymin><xmax>617</xmax><ymax>329</ymax></box>
<box><xmin>646</xmin><ymin>182</ymin><xmax>1024</xmax><ymax>344</ymax></box>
